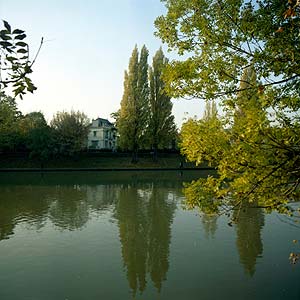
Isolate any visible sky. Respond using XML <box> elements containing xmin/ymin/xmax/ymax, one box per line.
<box><xmin>0</xmin><ymin>0</ymin><xmax>205</xmax><ymax>127</ymax></box>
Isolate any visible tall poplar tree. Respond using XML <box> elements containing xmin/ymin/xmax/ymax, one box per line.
<box><xmin>118</xmin><ymin>45</ymin><xmax>149</xmax><ymax>162</ymax></box>
<box><xmin>203</xmin><ymin>100</ymin><xmax>217</xmax><ymax>121</ymax></box>
<box><xmin>148</xmin><ymin>48</ymin><xmax>176</xmax><ymax>160</ymax></box>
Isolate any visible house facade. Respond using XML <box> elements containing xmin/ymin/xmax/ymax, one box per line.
<box><xmin>87</xmin><ymin>118</ymin><xmax>117</xmax><ymax>150</ymax></box>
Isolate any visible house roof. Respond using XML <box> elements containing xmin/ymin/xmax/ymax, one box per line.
<box><xmin>90</xmin><ymin>117</ymin><xmax>114</xmax><ymax>128</ymax></box>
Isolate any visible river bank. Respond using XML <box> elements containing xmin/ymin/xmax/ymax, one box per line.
<box><xmin>0</xmin><ymin>152</ymin><xmax>210</xmax><ymax>170</ymax></box>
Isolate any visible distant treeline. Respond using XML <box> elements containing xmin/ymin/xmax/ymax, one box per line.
<box><xmin>0</xmin><ymin>95</ymin><xmax>91</xmax><ymax>160</ymax></box>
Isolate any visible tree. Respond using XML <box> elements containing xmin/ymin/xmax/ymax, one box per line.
<box><xmin>156</xmin><ymin>0</ymin><xmax>300</xmax><ymax>217</ymax></box>
<box><xmin>203</xmin><ymin>100</ymin><xmax>217</xmax><ymax>121</ymax></box>
<box><xmin>21</xmin><ymin>112</ymin><xmax>47</xmax><ymax>130</ymax></box>
<box><xmin>26</xmin><ymin>126</ymin><xmax>55</xmax><ymax>164</ymax></box>
<box><xmin>19</xmin><ymin>112</ymin><xmax>55</xmax><ymax>163</ymax></box>
<box><xmin>117</xmin><ymin>45</ymin><xmax>149</xmax><ymax>162</ymax></box>
<box><xmin>148</xmin><ymin>48</ymin><xmax>176</xmax><ymax>160</ymax></box>
<box><xmin>50</xmin><ymin>110</ymin><xmax>89</xmax><ymax>156</ymax></box>
<box><xmin>0</xmin><ymin>20</ymin><xmax>42</xmax><ymax>99</ymax></box>
<box><xmin>155</xmin><ymin>0</ymin><xmax>300</xmax><ymax>99</ymax></box>
<box><xmin>0</xmin><ymin>92</ymin><xmax>23</xmax><ymax>152</ymax></box>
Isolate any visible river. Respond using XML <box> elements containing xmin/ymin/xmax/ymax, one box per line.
<box><xmin>0</xmin><ymin>171</ymin><xmax>299</xmax><ymax>300</ymax></box>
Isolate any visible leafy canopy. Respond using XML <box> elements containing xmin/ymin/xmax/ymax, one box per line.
<box><xmin>156</xmin><ymin>0</ymin><xmax>300</xmax><ymax>217</ymax></box>
<box><xmin>155</xmin><ymin>0</ymin><xmax>300</xmax><ymax>101</ymax></box>
<box><xmin>50</xmin><ymin>111</ymin><xmax>90</xmax><ymax>155</ymax></box>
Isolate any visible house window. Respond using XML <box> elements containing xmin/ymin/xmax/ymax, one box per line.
<box><xmin>91</xmin><ymin>140</ymin><xmax>99</xmax><ymax>148</ymax></box>
<box><xmin>93</xmin><ymin>131</ymin><xmax>97</xmax><ymax>137</ymax></box>
<box><xmin>105</xmin><ymin>131</ymin><xmax>109</xmax><ymax>138</ymax></box>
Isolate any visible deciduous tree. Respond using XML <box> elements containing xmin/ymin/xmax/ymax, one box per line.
<box><xmin>156</xmin><ymin>0</ymin><xmax>300</xmax><ymax>217</ymax></box>
<box><xmin>0</xmin><ymin>93</ymin><xmax>22</xmax><ymax>152</ymax></box>
<box><xmin>50</xmin><ymin>111</ymin><xmax>89</xmax><ymax>156</ymax></box>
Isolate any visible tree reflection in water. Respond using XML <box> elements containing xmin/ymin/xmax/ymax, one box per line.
<box><xmin>0</xmin><ymin>183</ymin><xmax>119</xmax><ymax>239</ymax></box>
<box><xmin>48</xmin><ymin>186</ymin><xmax>89</xmax><ymax>230</ymax></box>
<box><xmin>0</xmin><ymin>172</ymin><xmax>267</xmax><ymax>296</ymax></box>
<box><xmin>199</xmin><ymin>207</ymin><xmax>264</xmax><ymax>276</ymax></box>
<box><xmin>0</xmin><ymin>179</ymin><xmax>178</xmax><ymax>296</ymax></box>
<box><xmin>0</xmin><ymin>186</ymin><xmax>50</xmax><ymax>240</ymax></box>
<box><xmin>234</xmin><ymin>207</ymin><xmax>265</xmax><ymax>277</ymax></box>
<box><xmin>185</xmin><ymin>182</ymin><xmax>265</xmax><ymax>277</ymax></box>
<box><xmin>201</xmin><ymin>213</ymin><xmax>218</xmax><ymax>240</ymax></box>
<box><xmin>115</xmin><ymin>183</ymin><xmax>176</xmax><ymax>297</ymax></box>
<box><xmin>116</xmin><ymin>184</ymin><xmax>148</xmax><ymax>294</ymax></box>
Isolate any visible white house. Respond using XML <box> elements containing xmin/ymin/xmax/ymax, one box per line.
<box><xmin>87</xmin><ymin>118</ymin><xmax>117</xmax><ymax>150</ymax></box>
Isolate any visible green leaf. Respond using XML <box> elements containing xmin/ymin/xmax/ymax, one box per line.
<box><xmin>15</xmin><ymin>34</ymin><xmax>26</xmax><ymax>40</ymax></box>
<box><xmin>12</xmin><ymin>29</ymin><xmax>25</xmax><ymax>35</ymax></box>
<box><xmin>0</xmin><ymin>29</ymin><xmax>9</xmax><ymax>35</ymax></box>
<box><xmin>0</xmin><ymin>41</ymin><xmax>13</xmax><ymax>48</ymax></box>
<box><xmin>24</xmin><ymin>65</ymin><xmax>32</xmax><ymax>73</ymax></box>
<box><xmin>3</xmin><ymin>20</ymin><xmax>11</xmax><ymax>33</ymax></box>
<box><xmin>6</xmin><ymin>56</ymin><xmax>18</xmax><ymax>62</ymax></box>
<box><xmin>17</xmin><ymin>48</ymin><xmax>27</xmax><ymax>54</ymax></box>
<box><xmin>27</xmin><ymin>82</ymin><xmax>37</xmax><ymax>93</ymax></box>
<box><xmin>25</xmin><ymin>77</ymin><xmax>32</xmax><ymax>85</ymax></box>
<box><xmin>0</xmin><ymin>31</ymin><xmax>11</xmax><ymax>40</ymax></box>
<box><xmin>16</xmin><ymin>41</ymin><xmax>27</xmax><ymax>47</ymax></box>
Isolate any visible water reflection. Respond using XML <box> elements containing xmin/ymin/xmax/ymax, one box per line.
<box><xmin>0</xmin><ymin>171</ymin><xmax>271</xmax><ymax>298</ymax></box>
<box><xmin>115</xmin><ymin>183</ymin><xmax>176</xmax><ymax>296</ymax></box>
<box><xmin>199</xmin><ymin>207</ymin><xmax>265</xmax><ymax>276</ymax></box>
<box><xmin>201</xmin><ymin>214</ymin><xmax>218</xmax><ymax>240</ymax></box>
<box><xmin>0</xmin><ymin>186</ymin><xmax>50</xmax><ymax>239</ymax></box>
<box><xmin>0</xmin><ymin>184</ymin><xmax>121</xmax><ymax>239</ymax></box>
<box><xmin>147</xmin><ymin>187</ymin><xmax>175</xmax><ymax>292</ymax></box>
<box><xmin>48</xmin><ymin>186</ymin><xmax>90</xmax><ymax>230</ymax></box>
<box><xmin>234</xmin><ymin>207</ymin><xmax>265</xmax><ymax>276</ymax></box>
<box><xmin>0</xmin><ymin>176</ymin><xmax>180</xmax><ymax>297</ymax></box>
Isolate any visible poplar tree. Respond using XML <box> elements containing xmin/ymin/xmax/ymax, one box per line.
<box><xmin>118</xmin><ymin>45</ymin><xmax>149</xmax><ymax>162</ymax></box>
<box><xmin>203</xmin><ymin>100</ymin><xmax>217</xmax><ymax>121</ymax></box>
<box><xmin>148</xmin><ymin>48</ymin><xmax>176</xmax><ymax>160</ymax></box>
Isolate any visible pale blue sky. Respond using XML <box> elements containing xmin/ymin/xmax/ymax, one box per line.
<box><xmin>0</xmin><ymin>0</ymin><xmax>204</xmax><ymax>126</ymax></box>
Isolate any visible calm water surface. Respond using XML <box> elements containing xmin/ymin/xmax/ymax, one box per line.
<box><xmin>0</xmin><ymin>171</ymin><xmax>299</xmax><ymax>300</ymax></box>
